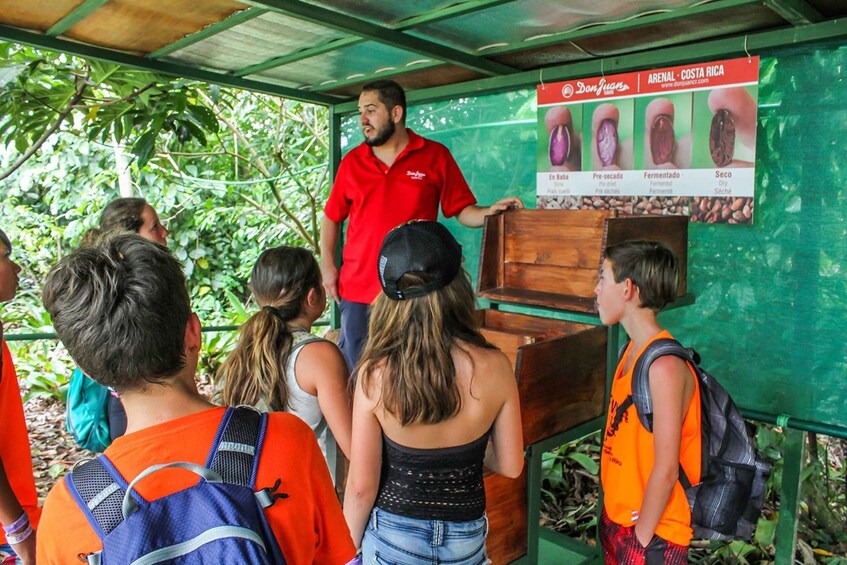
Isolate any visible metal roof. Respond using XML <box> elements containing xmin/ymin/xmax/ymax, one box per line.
<box><xmin>1</xmin><ymin>0</ymin><xmax>846</xmax><ymax>109</ymax></box>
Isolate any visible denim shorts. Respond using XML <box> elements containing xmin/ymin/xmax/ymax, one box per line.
<box><xmin>361</xmin><ymin>507</ymin><xmax>490</xmax><ymax>565</ymax></box>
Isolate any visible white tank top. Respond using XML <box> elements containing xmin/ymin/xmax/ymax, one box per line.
<box><xmin>259</xmin><ymin>330</ymin><xmax>338</xmax><ymax>485</ymax></box>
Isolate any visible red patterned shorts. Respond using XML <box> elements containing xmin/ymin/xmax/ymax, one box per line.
<box><xmin>600</xmin><ymin>509</ymin><xmax>689</xmax><ymax>564</ymax></box>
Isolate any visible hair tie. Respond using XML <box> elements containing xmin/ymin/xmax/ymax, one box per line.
<box><xmin>262</xmin><ymin>305</ymin><xmax>288</xmax><ymax>323</ymax></box>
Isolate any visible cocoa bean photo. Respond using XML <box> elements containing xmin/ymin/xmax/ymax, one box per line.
<box><xmin>549</xmin><ymin>124</ymin><xmax>570</xmax><ymax>166</ymax></box>
<box><xmin>650</xmin><ymin>114</ymin><xmax>675</xmax><ymax>165</ymax></box>
<box><xmin>690</xmin><ymin>196</ymin><xmax>752</xmax><ymax>224</ymax></box>
<box><xmin>709</xmin><ymin>108</ymin><xmax>736</xmax><ymax>167</ymax></box>
<box><xmin>596</xmin><ymin>118</ymin><xmax>618</xmax><ymax>167</ymax></box>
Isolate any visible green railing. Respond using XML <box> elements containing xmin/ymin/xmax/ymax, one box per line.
<box><xmin>3</xmin><ymin>320</ymin><xmax>330</xmax><ymax>342</ymax></box>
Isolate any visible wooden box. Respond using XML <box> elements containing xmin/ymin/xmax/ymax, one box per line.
<box><xmin>484</xmin><ymin>469</ymin><xmax>527</xmax><ymax>564</ymax></box>
<box><xmin>478</xmin><ymin>209</ymin><xmax>688</xmax><ymax>312</ymax></box>
<box><xmin>477</xmin><ymin>309</ymin><xmax>607</xmax><ymax>447</ymax></box>
<box><xmin>479</xmin><ymin>309</ymin><xmax>607</xmax><ymax>564</ymax></box>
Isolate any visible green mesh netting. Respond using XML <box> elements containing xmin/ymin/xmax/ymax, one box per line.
<box><xmin>339</xmin><ymin>42</ymin><xmax>847</xmax><ymax>429</ymax></box>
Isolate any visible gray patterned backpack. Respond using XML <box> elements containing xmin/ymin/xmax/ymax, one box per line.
<box><xmin>620</xmin><ymin>338</ymin><xmax>771</xmax><ymax>541</ymax></box>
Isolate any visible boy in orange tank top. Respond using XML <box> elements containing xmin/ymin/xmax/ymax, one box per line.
<box><xmin>595</xmin><ymin>240</ymin><xmax>701</xmax><ymax>565</ymax></box>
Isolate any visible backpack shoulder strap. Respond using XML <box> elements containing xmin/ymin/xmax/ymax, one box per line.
<box><xmin>630</xmin><ymin>338</ymin><xmax>701</xmax><ymax>491</ymax></box>
<box><xmin>207</xmin><ymin>406</ymin><xmax>268</xmax><ymax>488</ymax></box>
<box><xmin>630</xmin><ymin>338</ymin><xmax>693</xmax><ymax>432</ymax></box>
<box><xmin>65</xmin><ymin>455</ymin><xmax>134</xmax><ymax>540</ymax></box>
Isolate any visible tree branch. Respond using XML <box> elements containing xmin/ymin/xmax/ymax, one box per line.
<box><xmin>0</xmin><ymin>78</ymin><xmax>88</xmax><ymax>182</ymax></box>
<box><xmin>74</xmin><ymin>82</ymin><xmax>158</xmax><ymax>109</ymax></box>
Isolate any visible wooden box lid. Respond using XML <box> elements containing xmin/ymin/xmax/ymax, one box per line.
<box><xmin>478</xmin><ymin>209</ymin><xmax>688</xmax><ymax>312</ymax></box>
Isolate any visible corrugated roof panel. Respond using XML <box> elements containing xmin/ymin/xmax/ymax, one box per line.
<box><xmin>301</xmin><ymin>0</ymin><xmax>460</xmax><ymax>26</ymax></box>
<box><xmin>65</xmin><ymin>0</ymin><xmax>245</xmax><ymax>53</ymax></box>
<box><xmin>166</xmin><ymin>10</ymin><xmax>347</xmax><ymax>73</ymax></box>
<box><xmin>321</xmin><ymin>65</ymin><xmax>484</xmax><ymax>98</ymax></box>
<box><xmin>574</xmin><ymin>5</ymin><xmax>785</xmax><ymax>57</ymax></box>
<box><xmin>0</xmin><ymin>0</ymin><xmax>83</xmax><ymax>31</ymax></box>
<box><xmin>253</xmin><ymin>41</ymin><xmax>439</xmax><ymax>90</ymax></box>
<box><xmin>491</xmin><ymin>43</ymin><xmax>591</xmax><ymax>70</ymax></box>
<box><xmin>409</xmin><ymin>0</ymin><xmax>695</xmax><ymax>53</ymax></box>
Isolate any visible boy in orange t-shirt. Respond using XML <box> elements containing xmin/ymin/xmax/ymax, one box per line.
<box><xmin>595</xmin><ymin>240</ymin><xmax>701</xmax><ymax>564</ymax></box>
<box><xmin>38</xmin><ymin>234</ymin><xmax>356</xmax><ymax>565</ymax></box>
<box><xmin>0</xmin><ymin>228</ymin><xmax>40</xmax><ymax>565</ymax></box>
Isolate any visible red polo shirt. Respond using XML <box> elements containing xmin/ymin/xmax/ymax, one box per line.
<box><xmin>324</xmin><ymin>129</ymin><xmax>476</xmax><ymax>303</ymax></box>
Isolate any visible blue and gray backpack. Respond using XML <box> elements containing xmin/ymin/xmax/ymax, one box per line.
<box><xmin>620</xmin><ymin>338</ymin><xmax>772</xmax><ymax>541</ymax></box>
<box><xmin>65</xmin><ymin>406</ymin><xmax>287</xmax><ymax>564</ymax></box>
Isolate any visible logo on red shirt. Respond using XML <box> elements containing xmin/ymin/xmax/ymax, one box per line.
<box><xmin>406</xmin><ymin>170</ymin><xmax>427</xmax><ymax>180</ymax></box>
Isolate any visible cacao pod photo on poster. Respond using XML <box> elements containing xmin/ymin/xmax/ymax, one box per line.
<box><xmin>634</xmin><ymin>92</ymin><xmax>693</xmax><ymax>170</ymax></box>
<box><xmin>583</xmin><ymin>99</ymin><xmax>634</xmax><ymax>170</ymax></box>
<box><xmin>691</xmin><ymin>86</ymin><xmax>758</xmax><ymax>169</ymax></box>
<box><xmin>538</xmin><ymin>104</ymin><xmax>583</xmax><ymax>172</ymax></box>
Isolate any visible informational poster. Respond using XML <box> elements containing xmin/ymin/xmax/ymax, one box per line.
<box><xmin>537</xmin><ymin>56</ymin><xmax>759</xmax><ymax>224</ymax></box>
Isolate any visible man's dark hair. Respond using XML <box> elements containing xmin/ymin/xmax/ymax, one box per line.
<box><xmin>361</xmin><ymin>79</ymin><xmax>407</xmax><ymax>120</ymax></box>
<box><xmin>604</xmin><ymin>240</ymin><xmax>679</xmax><ymax>312</ymax></box>
<box><xmin>42</xmin><ymin>234</ymin><xmax>191</xmax><ymax>391</ymax></box>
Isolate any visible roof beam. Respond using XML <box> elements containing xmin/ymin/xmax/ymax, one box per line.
<box><xmin>484</xmin><ymin>0</ymin><xmax>763</xmax><ymax>57</ymax></box>
<box><xmin>333</xmin><ymin>17</ymin><xmax>847</xmax><ymax>113</ymax></box>
<box><xmin>241</xmin><ymin>0</ymin><xmax>518</xmax><ymax>76</ymax></box>
<box><xmin>763</xmin><ymin>0</ymin><xmax>823</xmax><ymax>26</ymax></box>
<box><xmin>0</xmin><ymin>24</ymin><xmax>342</xmax><ymax>106</ymax></box>
<box><xmin>46</xmin><ymin>0</ymin><xmax>111</xmax><ymax>37</ymax></box>
<box><xmin>149</xmin><ymin>7</ymin><xmax>269</xmax><ymax>59</ymax></box>
<box><xmin>236</xmin><ymin>0</ymin><xmax>518</xmax><ymax>77</ymax></box>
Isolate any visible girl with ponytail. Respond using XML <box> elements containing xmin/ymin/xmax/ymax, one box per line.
<box><xmin>216</xmin><ymin>246</ymin><xmax>352</xmax><ymax>484</ymax></box>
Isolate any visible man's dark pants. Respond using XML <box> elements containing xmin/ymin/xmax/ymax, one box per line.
<box><xmin>338</xmin><ymin>299</ymin><xmax>370</xmax><ymax>373</ymax></box>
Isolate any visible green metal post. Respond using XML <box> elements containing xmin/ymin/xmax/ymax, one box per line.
<box><xmin>774</xmin><ymin>428</ymin><xmax>805</xmax><ymax>564</ymax></box>
<box><xmin>525</xmin><ymin>442</ymin><xmax>541</xmax><ymax>564</ymax></box>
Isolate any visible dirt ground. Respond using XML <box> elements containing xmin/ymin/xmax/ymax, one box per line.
<box><xmin>23</xmin><ymin>396</ymin><xmax>91</xmax><ymax>500</ymax></box>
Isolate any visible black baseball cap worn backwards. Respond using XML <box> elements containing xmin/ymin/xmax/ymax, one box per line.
<box><xmin>378</xmin><ymin>220</ymin><xmax>463</xmax><ymax>300</ymax></box>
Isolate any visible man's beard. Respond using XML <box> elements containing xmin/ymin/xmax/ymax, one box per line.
<box><xmin>364</xmin><ymin>120</ymin><xmax>396</xmax><ymax>147</ymax></box>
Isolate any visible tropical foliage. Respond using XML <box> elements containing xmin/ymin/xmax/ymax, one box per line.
<box><xmin>0</xmin><ymin>42</ymin><xmax>330</xmax><ymax>397</ymax></box>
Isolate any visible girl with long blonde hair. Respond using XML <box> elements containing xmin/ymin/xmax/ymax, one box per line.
<box><xmin>343</xmin><ymin>221</ymin><xmax>523</xmax><ymax>564</ymax></box>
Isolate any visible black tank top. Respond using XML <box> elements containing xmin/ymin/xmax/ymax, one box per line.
<box><xmin>375</xmin><ymin>430</ymin><xmax>490</xmax><ymax>521</ymax></box>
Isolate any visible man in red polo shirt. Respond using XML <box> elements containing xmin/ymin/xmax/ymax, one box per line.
<box><xmin>320</xmin><ymin>79</ymin><xmax>522</xmax><ymax>370</ymax></box>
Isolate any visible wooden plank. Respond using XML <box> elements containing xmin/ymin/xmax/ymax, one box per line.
<box><xmin>501</xmin><ymin>209</ymin><xmax>609</xmax><ymax>266</ymax></box>
<box><xmin>479</xmin><ymin>309</ymin><xmax>593</xmax><ymax>340</ymax></box>
<box><xmin>504</xmin><ymin>234</ymin><xmax>603</xmax><ymax>268</ymax></box>
<box><xmin>515</xmin><ymin>326</ymin><xmax>607</xmax><ymax>446</ymax></box>
<box><xmin>477</xmin><ymin>287</ymin><xmax>598</xmax><ymax>313</ymax></box>
<box><xmin>480</xmin><ymin>328</ymin><xmax>534</xmax><ymax>368</ymax></box>
<box><xmin>503</xmin><ymin>208</ymin><xmax>612</xmax><ymax>232</ymax></box>
<box><xmin>504</xmin><ymin>262</ymin><xmax>598</xmax><ymax>297</ymax></box>
<box><xmin>478</xmin><ymin>212</ymin><xmax>504</xmax><ymax>292</ymax></box>
<box><xmin>484</xmin><ymin>469</ymin><xmax>528</xmax><ymax>565</ymax></box>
